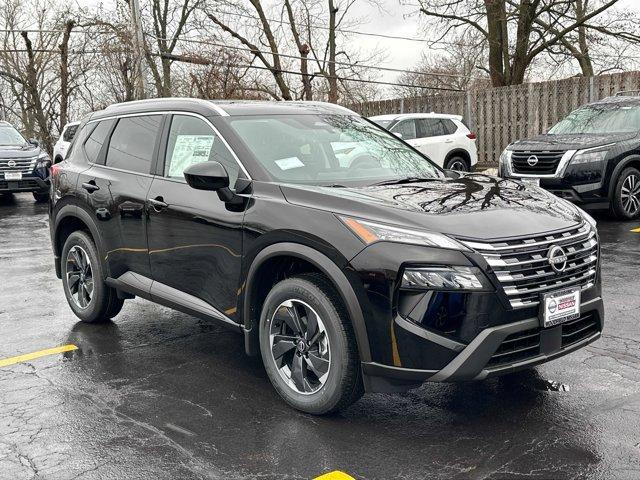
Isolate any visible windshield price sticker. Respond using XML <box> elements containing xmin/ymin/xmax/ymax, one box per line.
<box><xmin>541</xmin><ymin>288</ymin><xmax>581</xmax><ymax>328</ymax></box>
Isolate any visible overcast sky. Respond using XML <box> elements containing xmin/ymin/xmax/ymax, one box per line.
<box><xmin>85</xmin><ymin>0</ymin><xmax>640</xmax><ymax>87</ymax></box>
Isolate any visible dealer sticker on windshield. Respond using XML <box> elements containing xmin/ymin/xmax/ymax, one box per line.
<box><xmin>541</xmin><ymin>287</ymin><xmax>581</xmax><ymax>328</ymax></box>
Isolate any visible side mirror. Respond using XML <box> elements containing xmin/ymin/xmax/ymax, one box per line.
<box><xmin>183</xmin><ymin>161</ymin><xmax>244</xmax><ymax>206</ymax></box>
<box><xmin>184</xmin><ymin>161</ymin><xmax>229</xmax><ymax>191</ymax></box>
<box><xmin>393</xmin><ymin>132</ymin><xmax>403</xmax><ymax>139</ymax></box>
<box><xmin>29</xmin><ymin>138</ymin><xmax>39</xmax><ymax>147</ymax></box>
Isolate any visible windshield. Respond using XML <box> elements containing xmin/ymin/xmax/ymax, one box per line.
<box><xmin>0</xmin><ymin>125</ymin><xmax>27</xmax><ymax>146</ymax></box>
<box><xmin>549</xmin><ymin>104</ymin><xmax>640</xmax><ymax>134</ymax></box>
<box><xmin>225</xmin><ymin>114</ymin><xmax>442</xmax><ymax>186</ymax></box>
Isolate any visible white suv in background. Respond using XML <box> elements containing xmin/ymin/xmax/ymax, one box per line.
<box><xmin>53</xmin><ymin>121</ymin><xmax>80</xmax><ymax>164</ymax></box>
<box><xmin>370</xmin><ymin>113</ymin><xmax>478</xmax><ymax>171</ymax></box>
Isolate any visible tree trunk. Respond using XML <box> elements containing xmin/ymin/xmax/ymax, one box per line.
<box><xmin>59</xmin><ymin>20</ymin><xmax>75</xmax><ymax>130</ymax></box>
<box><xmin>575</xmin><ymin>0</ymin><xmax>594</xmax><ymax>76</ymax></box>
<box><xmin>20</xmin><ymin>32</ymin><xmax>53</xmax><ymax>153</ymax></box>
<box><xmin>327</xmin><ymin>0</ymin><xmax>338</xmax><ymax>103</ymax></box>
<box><xmin>484</xmin><ymin>0</ymin><xmax>507</xmax><ymax>87</ymax></box>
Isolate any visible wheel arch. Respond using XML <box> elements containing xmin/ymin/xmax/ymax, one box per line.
<box><xmin>444</xmin><ymin>148</ymin><xmax>471</xmax><ymax>169</ymax></box>
<box><xmin>242</xmin><ymin>242</ymin><xmax>371</xmax><ymax>363</ymax></box>
<box><xmin>53</xmin><ymin>205</ymin><xmax>106</xmax><ymax>279</ymax></box>
<box><xmin>607</xmin><ymin>154</ymin><xmax>640</xmax><ymax>200</ymax></box>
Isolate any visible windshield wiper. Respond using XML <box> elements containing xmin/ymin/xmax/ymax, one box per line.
<box><xmin>370</xmin><ymin>177</ymin><xmax>434</xmax><ymax>186</ymax></box>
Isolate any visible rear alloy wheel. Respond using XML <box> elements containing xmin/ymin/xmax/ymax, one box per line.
<box><xmin>66</xmin><ymin>245</ymin><xmax>94</xmax><ymax>309</ymax></box>
<box><xmin>612</xmin><ymin>167</ymin><xmax>640</xmax><ymax>220</ymax></box>
<box><xmin>445</xmin><ymin>156</ymin><xmax>469</xmax><ymax>172</ymax></box>
<box><xmin>259</xmin><ymin>274</ymin><xmax>363</xmax><ymax>414</ymax></box>
<box><xmin>61</xmin><ymin>231</ymin><xmax>124</xmax><ymax>323</ymax></box>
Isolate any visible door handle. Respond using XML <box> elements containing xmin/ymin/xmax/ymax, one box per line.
<box><xmin>445</xmin><ymin>139</ymin><xmax>454</xmax><ymax>143</ymax></box>
<box><xmin>148</xmin><ymin>196</ymin><xmax>168</xmax><ymax>211</ymax></box>
<box><xmin>81</xmin><ymin>181</ymin><xmax>99</xmax><ymax>193</ymax></box>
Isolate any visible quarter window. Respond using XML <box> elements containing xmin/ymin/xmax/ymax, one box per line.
<box><xmin>83</xmin><ymin>121</ymin><xmax>113</xmax><ymax>161</ymax></box>
<box><xmin>164</xmin><ymin>115</ymin><xmax>239</xmax><ymax>186</ymax></box>
<box><xmin>63</xmin><ymin>124</ymin><xmax>78</xmax><ymax>142</ymax></box>
<box><xmin>105</xmin><ymin>115</ymin><xmax>161</xmax><ymax>173</ymax></box>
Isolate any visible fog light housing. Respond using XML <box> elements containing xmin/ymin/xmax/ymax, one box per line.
<box><xmin>402</xmin><ymin>266</ymin><xmax>488</xmax><ymax>290</ymax></box>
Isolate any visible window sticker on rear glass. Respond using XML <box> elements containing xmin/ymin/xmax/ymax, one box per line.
<box><xmin>169</xmin><ymin>135</ymin><xmax>215</xmax><ymax>177</ymax></box>
<box><xmin>275</xmin><ymin>157</ymin><xmax>305</xmax><ymax>170</ymax></box>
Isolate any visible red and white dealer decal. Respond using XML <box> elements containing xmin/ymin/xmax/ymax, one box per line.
<box><xmin>541</xmin><ymin>288</ymin><xmax>581</xmax><ymax>328</ymax></box>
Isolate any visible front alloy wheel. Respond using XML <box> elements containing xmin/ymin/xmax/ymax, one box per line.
<box><xmin>269</xmin><ymin>299</ymin><xmax>331</xmax><ymax>394</ymax></box>
<box><xmin>66</xmin><ymin>245</ymin><xmax>94</xmax><ymax>309</ymax></box>
<box><xmin>612</xmin><ymin>167</ymin><xmax>640</xmax><ymax>220</ymax></box>
<box><xmin>259</xmin><ymin>274</ymin><xmax>363</xmax><ymax>414</ymax></box>
<box><xmin>620</xmin><ymin>172</ymin><xmax>640</xmax><ymax>217</ymax></box>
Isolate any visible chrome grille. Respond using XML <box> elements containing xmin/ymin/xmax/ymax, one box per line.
<box><xmin>0</xmin><ymin>157</ymin><xmax>37</xmax><ymax>174</ymax></box>
<box><xmin>462</xmin><ymin>223</ymin><xmax>598</xmax><ymax>309</ymax></box>
<box><xmin>511</xmin><ymin>150</ymin><xmax>564</xmax><ymax>175</ymax></box>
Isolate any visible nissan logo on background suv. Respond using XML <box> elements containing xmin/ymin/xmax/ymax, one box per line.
<box><xmin>548</xmin><ymin>245</ymin><xmax>568</xmax><ymax>272</ymax></box>
<box><xmin>6</xmin><ymin>160</ymin><xmax>16</xmax><ymax>168</ymax></box>
<box><xmin>527</xmin><ymin>155</ymin><xmax>539</xmax><ymax>166</ymax></box>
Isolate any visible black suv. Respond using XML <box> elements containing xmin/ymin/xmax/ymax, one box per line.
<box><xmin>49</xmin><ymin>99</ymin><xmax>603</xmax><ymax>414</ymax></box>
<box><xmin>0</xmin><ymin>121</ymin><xmax>51</xmax><ymax>202</ymax></box>
<box><xmin>499</xmin><ymin>94</ymin><xmax>640</xmax><ymax>219</ymax></box>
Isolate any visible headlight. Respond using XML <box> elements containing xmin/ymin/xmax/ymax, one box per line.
<box><xmin>402</xmin><ymin>267</ymin><xmax>488</xmax><ymax>290</ymax></box>
<box><xmin>570</xmin><ymin>148</ymin><xmax>608</xmax><ymax>165</ymax></box>
<box><xmin>498</xmin><ymin>149</ymin><xmax>512</xmax><ymax>176</ymax></box>
<box><xmin>577</xmin><ymin>206</ymin><xmax>597</xmax><ymax>230</ymax></box>
<box><xmin>339</xmin><ymin>216</ymin><xmax>469</xmax><ymax>251</ymax></box>
<box><xmin>36</xmin><ymin>152</ymin><xmax>51</xmax><ymax>168</ymax></box>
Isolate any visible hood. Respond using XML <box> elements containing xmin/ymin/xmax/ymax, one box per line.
<box><xmin>280</xmin><ymin>173</ymin><xmax>583</xmax><ymax>241</ymax></box>
<box><xmin>0</xmin><ymin>144</ymin><xmax>42</xmax><ymax>159</ymax></box>
<box><xmin>509</xmin><ymin>132</ymin><xmax>637</xmax><ymax>151</ymax></box>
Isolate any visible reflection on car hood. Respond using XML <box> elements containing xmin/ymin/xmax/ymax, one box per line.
<box><xmin>280</xmin><ymin>173</ymin><xmax>583</xmax><ymax>240</ymax></box>
<box><xmin>509</xmin><ymin>132</ymin><xmax>637</xmax><ymax>151</ymax></box>
<box><xmin>0</xmin><ymin>145</ymin><xmax>41</xmax><ymax>159</ymax></box>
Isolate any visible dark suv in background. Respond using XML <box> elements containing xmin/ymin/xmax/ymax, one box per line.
<box><xmin>49</xmin><ymin>98</ymin><xmax>603</xmax><ymax>414</ymax></box>
<box><xmin>0</xmin><ymin>121</ymin><xmax>51</xmax><ymax>202</ymax></box>
<box><xmin>499</xmin><ymin>94</ymin><xmax>640</xmax><ymax>219</ymax></box>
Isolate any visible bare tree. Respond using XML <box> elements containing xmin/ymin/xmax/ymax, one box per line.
<box><xmin>144</xmin><ymin>0</ymin><xmax>201</xmax><ymax>97</ymax></box>
<box><xmin>418</xmin><ymin>0</ymin><xmax>622</xmax><ymax>86</ymax></box>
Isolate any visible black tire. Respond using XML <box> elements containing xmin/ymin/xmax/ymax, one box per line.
<box><xmin>259</xmin><ymin>273</ymin><xmax>363</xmax><ymax>414</ymax></box>
<box><xmin>61</xmin><ymin>231</ymin><xmax>124</xmax><ymax>323</ymax></box>
<box><xmin>32</xmin><ymin>191</ymin><xmax>49</xmax><ymax>203</ymax></box>
<box><xmin>611</xmin><ymin>167</ymin><xmax>640</xmax><ymax>220</ymax></box>
<box><xmin>444</xmin><ymin>155</ymin><xmax>470</xmax><ymax>172</ymax></box>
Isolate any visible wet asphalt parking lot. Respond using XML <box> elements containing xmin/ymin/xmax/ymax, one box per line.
<box><xmin>1</xmin><ymin>193</ymin><xmax>640</xmax><ymax>480</ymax></box>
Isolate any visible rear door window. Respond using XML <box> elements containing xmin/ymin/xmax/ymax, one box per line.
<box><xmin>417</xmin><ymin>118</ymin><xmax>447</xmax><ymax>138</ymax></box>
<box><xmin>441</xmin><ymin>119</ymin><xmax>458</xmax><ymax>135</ymax></box>
<box><xmin>105</xmin><ymin>115</ymin><xmax>162</xmax><ymax>174</ymax></box>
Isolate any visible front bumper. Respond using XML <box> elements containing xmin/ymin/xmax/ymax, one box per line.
<box><xmin>0</xmin><ymin>175</ymin><xmax>49</xmax><ymax>193</ymax></box>
<box><xmin>362</xmin><ymin>295</ymin><xmax>603</xmax><ymax>392</ymax></box>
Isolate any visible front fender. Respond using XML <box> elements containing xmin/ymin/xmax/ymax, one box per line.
<box><xmin>242</xmin><ymin>242</ymin><xmax>372</xmax><ymax>362</ymax></box>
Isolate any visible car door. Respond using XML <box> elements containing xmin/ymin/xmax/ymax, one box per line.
<box><xmin>76</xmin><ymin>114</ymin><xmax>163</xmax><ymax>280</ymax></box>
<box><xmin>145</xmin><ymin>113</ymin><xmax>246</xmax><ymax>320</ymax></box>
<box><xmin>414</xmin><ymin>118</ymin><xmax>449</xmax><ymax>167</ymax></box>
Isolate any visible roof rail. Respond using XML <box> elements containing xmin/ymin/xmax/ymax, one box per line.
<box><xmin>615</xmin><ymin>90</ymin><xmax>640</xmax><ymax>97</ymax></box>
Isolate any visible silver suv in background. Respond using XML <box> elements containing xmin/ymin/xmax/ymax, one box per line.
<box><xmin>370</xmin><ymin>113</ymin><xmax>478</xmax><ymax>171</ymax></box>
<box><xmin>0</xmin><ymin>121</ymin><xmax>51</xmax><ymax>202</ymax></box>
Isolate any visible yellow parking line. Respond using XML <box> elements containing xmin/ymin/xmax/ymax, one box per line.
<box><xmin>314</xmin><ymin>472</ymin><xmax>356</xmax><ymax>480</ymax></box>
<box><xmin>0</xmin><ymin>344</ymin><xmax>78</xmax><ymax>368</ymax></box>
<box><xmin>631</xmin><ymin>227</ymin><xmax>640</xmax><ymax>233</ymax></box>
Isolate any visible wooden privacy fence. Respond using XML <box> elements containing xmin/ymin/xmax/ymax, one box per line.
<box><xmin>349</xmin><ymin>71</ymin><xmax>640</xmax><ymax>165</ymax></box>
